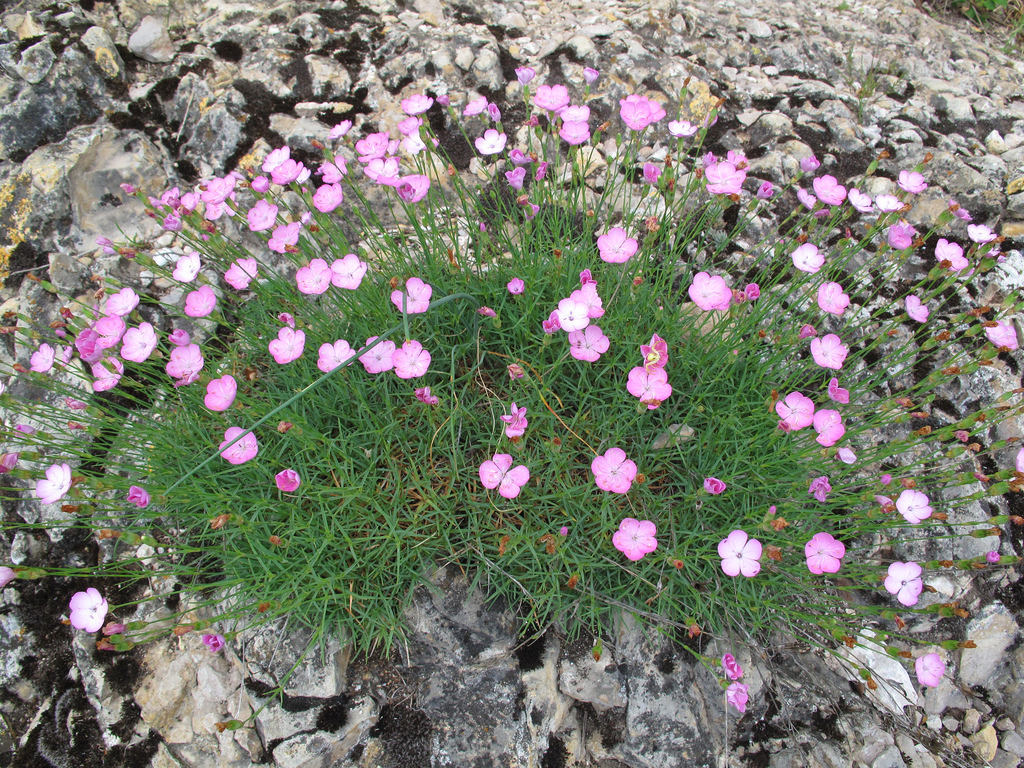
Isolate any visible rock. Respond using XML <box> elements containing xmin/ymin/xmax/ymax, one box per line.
<box><xmin>1003</xmin><ymin>729</ymin><xmax>1024</xmax><ymax>758</ymax></box>
<box><xmin>872</xmin><ymin>745</ymin><xmax>907</xmax><ymax>768</ymax></box>
<box><xmin>989</xmin><ymin>750</ymin><xmax>1022</xmax><ymax>768</ymax></box>
<box><xmin>973</xmin><ymin>724</ymin><xmax>999</xmax><ymax>761</ymax></box>
<box><xmin>12</xmin><ymin>39</ymin><xmax>55</xmax><ymax>85</ymax></box>
<box><xmin>80</xmin><ymin>26</ymin><xmax>124</xmax><ymax>81</ymax></box>
<box><xmin>963</xmin><ymin>707</ymin><xmax>981</xmax><ymax>734</ymax></box>
<box><xmin>747</xmin><ymin>19</ymin><xmax>773</xmax><ymax>38</ymax></box>
<box><xmin>559</xmin><ymin>646</ymin><xmax>627</xmax><ymax>710</ymax></box>
<box><xmin>922</xmin><ymin>674</ymin><xmax>968</xmax><ymax>715</ymax></box>
<box><xmin>128</xmin><ymin>16</ymin><xmax>175</xmax><ymax>63</ymax></box>
<box><xmin>414</xmin><ymin>0</ymin><xmax>445</xmax><ymax>26</ymax></box>
<box><xmin>749</xmin><ymin>111</ymin><xmax>794</xmax><ymax>145</ymax></box>
<box><xmin>1002</xmin><ymin>222</ymin><xmax>1024</xmax><ymax>239</ymax></box>
<box><xmin>840</xmin><ymin>631</ymin><xmax>915</xmax><ymax>716</ymax></box>
<box><xmin>986</xmin><ymin>130</ymin><xmax>1008</xmax><ymax>154</ymax></box>
<box><xmin>960</xmin><ymin>603</ymin><xmax>1017</xmax><ymax>690</ymax></box>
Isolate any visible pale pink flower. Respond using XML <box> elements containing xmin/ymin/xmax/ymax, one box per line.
<box><xmin>847</xmin><ymin>188</ymin><xmax>873</xmax><ymax>213</ymax></box>
<box><xmin>875</xmin><ymin>194</ymin><xmax>903</xmax><ymax>212</ymax></box>
<box><xmin>556</xmin><ymin>298</ymin><xmax>590</xmax><ymax>332</ymax></box>
<box><xmin>319</xmin><ymin>158</ymin><xmax>347</xmax><ymax>183</ymax></box>
<box><xmin>35</xmin><ymin>462</ymin><xmax>72</xmax><ymax>504</ymax></box>
<box><xmin>591</xmin><ymin>447</ymin><xmax>637</xmax><ymax>494</ymax></box>
<box><xmin>583</xmin><ymin>67</ymin><xmax>600</xmax><ymax>85</ymax></box>
<box><xmin>505</xmin><ymin>167</ymin><xmax>526</xmax><ymax>190</ymax></box>
<box><xmin>726</xmin><ymin>682</ymin><xmax>748</xmax><ymax>713</ymax></box>
<box><xmin>397</xmin><ymin>175</ymin><xmax>430</xmax><ymax>202</ymax></box>
<box><xmin>804</xmin><ymin>532</ymin><xmax>845</xmax><ymax>574</ymax></box>
<box><xmin>561</xmin><ymin>105</ymin><xmax>590</xmax><ymax>122</ymax></box>
<box><xmin>501</xmin><ymin>402</ymin><xmax>528</xmax><ymax>439</ymax></box>
<box><xmin>94</xmin><ymin>315</ymin><xmax>126</xmax><ymax>350</ymax></box>
<box><xmin>756</xmin><ymin>181</ymin><xmax>774</xmax><ymax>199</ymax></box>
<box><xmin>896</xmin><ymin>489</ymin><xmax>932</xmax><ymax>524</ymax></box>
<box><xmin>704</xmin><ymin>477</ymin><xmax>726</xmax><ymax>495</ymax></box>
<box><xmin>205</xmin><ymin>374</ymin><xmax>237</xmax><ymax>411</ymax></box>
<box><xmin>391</xmin><ymin>277</ymin><xmax>432</xmax><ymax>314</ymax></box>
<box><xmin>355</xmin><ymin>132</ymin><xmax>389</xmax><ymax>162</ymax></box>
<box><xmin>887</xmin><ymin>222</ymin><xmax>916</xmax><ymax>249</ymax></box>
<box><xmin>612</xmin><ymin>517</ymin><xmax>658</xmax><ymax>561</ymax></box>
<box><xmin>225</xmin><ymin>258</ymin><xmax>258</xmax><ymax>290</ymax></box>
<box><xmin>479</xmin><ymin>453</ymin><xmax>530</xmax><ymax>499</ymax></box>
<box><xmin>791</xmin><ymin>243</ymin><xmax>824</xmax><ymax>273</ymax></box>
<box><xmin>597</xmin><ymin>227</ymin><xmax>638</xmax><ymax>263</ymax></box>
<box><xmin>905</xmin><ymin>295</ymin><xmax>929</xmax><ymax>322</ymax></box>
<box><xmin>515</xmin><ymin>66</ymin><xmax>535</xmax><ymax>85</ymax></box>
<box><xmin>985</xmin><ymin>320</ymin><xmax>1018</xmax><ymax>350</ymax></box>
<box><xmin>934</xmin><ymin>239</ymin><xmax>968</xmax><ymax>271</ymax></box>
<box><xmin>219</xmin><ymin>426</ymin><xmax>259</xmax><ymax>465</ymax></box>
<box><xmin>967</xmin><ymin>223</ymin><xmax>997</xmax><ymax>244</ymax></box>
<box><xmin>800</xmin><ymin>155</ymin><xmax>820</xmax><ymax>173</ymax></box>
<box><xmin>121</xmin><ymin>322</ymin><xmax>157</xmax><ymax>363</ymax></box>
<box><xmin>475</xmin><ymin>129</ymin><xmax>507</xmax><ymax>155</ymax></box>
<box><xmin>296</xmin><ymin>258</ymin><xmax>332</xmax><ymax>295</ymax></box>
<box><xmin>415</xmin><ymin>386</ymin><xmax>439</xmax><ymax>405</ymax></box>
<box><xmin>0</xmin><ymin>566</ymin><xmax>15</xmax><ymax>588</ymax></box>
<box><xmin>507</xmin><ymin>364</ymin><xmax>525</xmax><ymax>380</ymax></box>
<box><xmin>1016</xmin><ymin>446</ymin><xmax>1024</xmax><ymax>474</ymax></box>
<box><xmin>560</xmin><ymin>121</ymin><xmax>590</xmax><ymax>145</ymax></box>
<box><xmin>463</xmin><ymin>96</ymin><xmax>488</xmax><ymax>117</ymax></box>
<box><xmin>275</xmin><ymin>468</ymin><xmax>301</xmax><ymax>492</ymax></box>
<box><xmin>722</xmin><ymin>654</ymin><xmax>743</xmax><ymax>680</ymax></box>
<box><xmin>798</xmin><ymin>324</ymin><xmax>817</xmax><ymax>339</ymax></box>
<box><xmin>184</xmin><ymin>285</ymin><xmax>217</xmax><ymax>317</ymax></box>
<box><xmin>270</xmin><ymin>158</ymin><xmax>307</xmax><ymax>185</ymax></box>
<box><xmin>812</xmin><ymin>409</ymin><xmax>845</xmax><ymax>447</ymax></box>
<box><xmin>813</xmin><ymin>175</ymin><xmax>847</xmax><ymax>206</ymax></box>
<box><xmin>568</xmin><ymin>325</ymin><xmax>610</xmax><ymax>362</ymax></box>
<box><xmin>269</xmin><ymin>327</ymin><xmax>305</xmax><ymax>364</ymax></box>
<box><xmin>884</xmin><ymin>561</ymin><xmax>923</xmax><ymax>606</ymax></box>
<box><xmin>915</xmin><ymin>653</ymin><xmax>945</xmax><ymax>688</ymax></box>
<box><xmin>69</xmin><ymin>588</ymin><xmax>108</xmax><ymax>632</ymax></box>
<box><xmin>534</xmin><ymin>84</ymin><xmax>570</xmax><ymax>113</ymax></box>
<box><xmin>827</xmin><ymin>377</ymin><xmax>849</xmax><ymax>404</ymax></box>
<box><xmin>718</xmin><ymin>530</ymin><xmax>762</xmax><ymax>577</ymax></box>
<box><xmin>262</xmin><ymin>145</ymin><xmax>290</xmax><ymax>173</ymax></box>
<box><xmin>401</xmin><ymin>94</ymin><xmax>433</xmax><ymax>115</ymax></box>
<box><xmin>331</xmin><ymin>254</ymin><xmax>368</xmax><ymax>290</ymax></box>
<box><xmin>810</xmin><ymin>334</ymin><xmax>848</xmax><ymax>370</ymax></box>
<box><xmin>92</xmin><ymin>357</ymin><xmax>124</xmax><ymax>391</ymax></box>
<box><xmin>668</xmin><ymin>120</ymin><xmax>698</xmax><ymax>137</ymax></box>
<box><xmin>705</xmin><ymin>161</ymin><xmax>745</xmax><ymax>195</ymax></box>
<box><xmin>797</xmin><ymin>188</ymin><xmax>817</xmax><ymax>210</ymax></box>
<box><xmin>174</xmin><ymin>252</ymin><xmax>201</xmax><ymax>282</ymax></box>
<box><xmin>837</xmin><ymin>446</ymin><xmax>857</xmax><ymax>464</ymax></box>
<box><xmin>618</xmin><ymin>94</ymin><xmax>665</xmax><ymax>131</ymax></box>
<box><xmin>105</xmin><ymin>287</ymin><xmax>139</xmax><ymax>317</ymax></box>
<box><xmin>359</xmin><ymin>336</ymin><xmax>396</xmax><ymax>374</ymax></box>
<box><xmin>626</xmin><ymin>366</ymin><xmax>672</xmax><ymax>409</ymax></box>
<box><xmin>688</xmin><ymin>272</ymin><xmax>732</xmax><ymax>311</ymax></box>
<box><xmin>268</xmin><ymin>221</ymin><xmax>301</xmax><ymax>254</ymax></box>
<box><xmin>776</xmin><ymin>392</ymin><xmax>815</xmax><ymax>431</ymax></box>
<box><xmin>251</xmin><ymin>175</ymin><xmax>270</xmax><ymax>193</ymax></box>
<box><xmin>317</xmin><ymin>340</ymin><xmax>356</xmax><ymax>373</ymax></box>
<box><xmin>166</xmin><ymin>344</ymin><xmax>203</xmax><ymax>386</ymax></box>
<box><xmin>898</xmin><ymin>170</ymin><xmax>927</xmax><ymax>194</ymax></box>
<box><xmin>30</xmin><ymin>343</ymin><xmax>55</xmax><ymax>373</ymax></box>
<box><xmin>507</xmin><ymin>278</ymin><xmax>525</xmax><ymax>295</ymax></box>
<box><xmin>808</xmin><ymin>475</ymin><xmax>832</xmax><ymax>502</ymax></box>
<box><xmin>392</xmin><ymin>340</ymin><xmax>431</xmax><ymax>379</ymax></box>
<box><xmin>570</xmin><ymin>283</ymin><xmax>604</xmax><ymax>319</ymax></box>
<box><xmin>313</xmin><ymin>183</ymin><xmax>344</xmax><ymax>213</ymax></box>
<box><xmin>817</xmin><ymin>282</ymin><xmax>850</xmax><ymax>315</ymax></box>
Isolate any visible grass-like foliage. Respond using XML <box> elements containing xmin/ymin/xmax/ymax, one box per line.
<box><xmin>2</xmin><ymin>76</ymin><xmax>1022</xmax><ymax>699</ymax></box>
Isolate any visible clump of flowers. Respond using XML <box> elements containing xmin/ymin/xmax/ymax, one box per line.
<box><xmin>1</xmin><ymin>73</ymin><xmax>1021</xmax><ymax>714</ymax></box>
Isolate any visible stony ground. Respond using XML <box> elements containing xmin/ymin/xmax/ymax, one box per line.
<box><xmin>1</xmin><ymin>0</ymin><xmax>1023</xmax><ymax>766</ymax></box>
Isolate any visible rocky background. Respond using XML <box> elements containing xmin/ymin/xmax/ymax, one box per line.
<box><xmin>1</xmin><ymin>0</ymin><xmax>1024</xmax><ymax>766</ymax></box>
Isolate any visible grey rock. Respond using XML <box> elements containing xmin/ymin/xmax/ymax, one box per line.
<box><xmin>872</xmin><ymin>745</ymin><xmax>907</xmax><ymax>768</ymax></box>
<box><xmin>305</xmin><ymin>54</ymin><xmax>353</xmax><ymax>100</ymax></box>
<box><xmin>181</xmin><ymin>103</ymin><xmax>245</xmax><ymax>175</ymax></box>
<box><xmin>128</xmin><ymin>16</ymin><xmax>175</xmax><ymax>63</ymax></box>
<box><xmin>989</xmin><ymin>750</ymin><xmax>1022</xmax><ymax>768</ymax></box>
<box><xmin>960</xmin><ymin>602</ymin><xmax>1017</xmax><ymax>689</ymax></box>
<box><xmin>923</xmin><ymin>675</ymin><xmax>969</xmax><ymax>715</ymax></box>
<box><xmin>559</xmin><ymin>646</ymin><xmax>626</xmax><ymax>710</ymax></box>
<box><xmin>1003</xmin><ymin>729</ymin><xmax>1024</xmax><ymax>758</ymax></box>
<box><xmin>963</xmin><ymin>707</ymin><xmax>981</xmax><ymax>734</ymax></box>
<box><xmin>747</xmin><ymin>19</ymin><xmax>773</xmax><ymax>38</ymax></box>
<box><xmin>414</xmin><ymin>0</ymin><xmax>445</xmax><ymax>26</ymax></box>
<box><xmin>749</xmin><ymin>111</ymin><xmax>794</xmax><ymax>145</ymax></box>
<box><xmin>80</xmin><ymin>26</ymin><xmax>124</xmax><ymax>81</ymax></box>
<box><xmin>12</xmin><ymin>39</ymin><xmax>54</xmax><ymax>84</ymax></box>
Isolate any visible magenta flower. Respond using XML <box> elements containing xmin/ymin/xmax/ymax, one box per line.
<box><xmin>391</xmin><ymin>277</ymin><xmax>432</xmax><ymax>314</ymax></box>
<box><xmin>808</xmin><ymin>476</ymin><xmax>832</xmax><ymax>503</ymax></box>
<box><xmin>791</xmin><ymin>243</ymin><xmax>824</xmax><ymax>273</ymax></box>
<box><xmin>812</xmin><ymin>175</ymin><xmax>847</xmax><ymax>206</ymax></box>
<box><xmin>934</xmin><ymin>239</ymin><xmax>968</xmax><ymax>271</ymax></box>
<box><xmin>626</xmin><ymin>366</ymin><xmax>672</xmax><ymax>409</ymax></box>
<box><xmin>184</xmin><ymin>285</ymin><xmax>217</xmax><ymax>318</ymax></box>
<box><xmin>827</xmin><ymin>377</ymin><xmax>850</xmax><ymax>404</ymax></box>
<box><xmin>704</xmin><ymin>477</ymin><xmax>726</xmax><ymax>495</ymax></box>
<box><xmin>91</xmin><ymin>357</ymin><xmax>124</xmax><ymax>392</ymax></box>
<box><xmin>105</xmin><ymin>287</ymin><xmax>139</xmax><ymax>317</ymax></box>
<box><xmin>317</xmin><ymin>339</ymin><xmax>356</xmax><ymax>373</ymax></box>
<box><xmin>642</xmin><ymin>163</ymin><xmax>661</xmax><ymax>185</ymax></box>
<box><xmin>219</xmin><ymin>426</ymin><xmax>259</xmax><ymax>465</ymax></box>
<box><xmin>168</xmin><ymin>329</ymin><xmax>190</xmax><ymax>346</ymax></box>
<box><xmin>722</xmin><ymin>654</ymin><xmax>743</xmax><ymax>680</ymax></box>
<box><xmin>507</xmin><ymin>278</ymin><xmax>525</xmax><ymax>295</ymax></box>
<box><xmin>392</xmin><ymin>340</ymin><xmax>431</xmax><ymax>379</ymax></box>
<box><xmin>775</xmin><ymin>391</ymin><xmax>814</xmax><ymax>431</ymax></box>
<box><xmin>847</xmin><ymin>188</ymin><xmax>873</xmax><ymax>213</ymax></box>
<box><xmin>500</xmin><ymin>402</ymin><xmax>528</xmax><ymax>439</ymax></box>
<box><xmin>30</xmin><ymin>343</ymin><xmax>55</xmax><ymax>373</ymax></box>
<box><xmin>478</xmin><ymin>306</ymin><xmax>497</xmax><ymax>318</ymax></box>
<box><xmin>0</xmin><ymin>454</ymin><xmax>18</xmax><ymax>475</ymax></box>
<box><xmin>987</xmin><ymin>550</ymin><xmax>1001</xmax><ymax>564</ymax></box>
<box><xmin>542</xmin><ymin>310</ymin><xmax>562</xmax><ymax>334</ymax></box>
<box><xmin>591</xmin><ymin>448</ymin><xmax>638</xmax><ymax>494</ymax></box>
<box><xmin>202</xmin><ymin>633</ymin><xmax>226</xmax><ymax>653</ymax></box>
<box><xmin>533</xmin><ymin>84</ymin><xmax>570</xmax><ymax>113</ymax></box>
<box><xmin>798</xmin><ymin>324</ymin><xmax>817</xmax><ymax>339</ymax></box>
<box><xmin>275</xmin><ymin>468</ymin><xmax>301</xmax><ymax>492</ymax></box>
<box><xmin>269</xmin><ymin>327</ymin><xmax>305</xmax><ymax>365</ymax></box>
<box><xmin>359</xmin><ymin>336</ymin><xmax>396</xmax><ymax>374</ymax></box>
<box><xmin>35</xmin><ymin>462</ymin><xmax>72</xmax><ymax>504</ymax></box>
<box><xmin>505</xmin><ymin>167</ymin><xmax>526</xmax><ymax>190</ymax></box>
<box><xmin>205</xmin><ymin>374</ymin><xmax>237</xmax><ymax>412</ymax></box>
<box><xmin>967</xmin><ymin>223</ymin><xmax>997</xmax><ymax>244</ymax></box>
<box><xmin>330</xmin><ymin>254</ymin><xmax>368</xmax><ymax>290</ymax></box>
<box><xmin>704</xmin><ymin>161</ymin><xmax>745</xmax><ymax>195</ymax></box>
<box><xmin>296</xmin><ymin>258</ymin><xmax>332</xmax><ymax>295</ymax></box>
<box><xmin>726</xmin><ymin>682</ymin><xmax>748</xmax><ymax>713</ymax></box>
<box><xmin>224</xmin><ymin>258</ymin><xmax>258</xmax><ymax>290</ymax></box>
<box><xmin>475</xmin><ymin>129</ymin><xmax>507</xmax><ymax>155</ymax></box>
<box><xmin>641</xmin><ymin>333</ymin><xmax>668</xmax><ymax>371</ymax></box>
<box><xmin>247</xmin><ymin>199</ymin><xmax>279</xmax><ymax>231</ymax></box>
<box><xmin>397</xmin><ymin>175</ymin><xmax>430</xmax><ymax>202</ymax></box>
<box><xmin>479</xmin><ymin>453</ymin><xmax>530</xmax><ymax>499</ymax></box>
<box><xmin>896</xmin><ymin>489</ymin><xmax>932</xmax><ymax>524</ymax></box>
<box><xmin>94</xmin><ymin>315</ymin><xmax>126</xmax><ymax>350</ymax></box>
<box><xmin>559</xmin><ymin>121</ymin><xmax>591</xmax><ymax>145</ymax></box>
<box><xmin>817</xmin><ymin>282</ymin><xmax>850</xmax><ymax>315</ymax></box>
<box><xmin>167</xmin><ymin>344</ymin><xmax>204</xmax><ymax>386</ymax></box>
<box><xmin>884</xmin><ymin>561</ymin><xmax>923</xmax><ymax>606</ymax></box>
<box><xmin>69</xmin><ymin>588</ymin><xmax>108</xmax><ymax>633</ymax></box>
<box><xmin>812</xmin><ymin>409</ymin><xmax>845</xmax><ymax>447</ymax></box>
<box><xmin>804</xmin><ymin>532</ymin><xmax>845</xmax><ymax>575</ymax></box>
<box><xmin>612</xmin><ymin>517</ymin><xmax>658</xmax><ymax>561</ymax></box>
<box><xmin>688</xmin><ymin>272</ymin><xmax>732</xmax><ymax>311</ymax></box>
<box><xmin>415</xmin><ymin>386</ymin><xmax>439</xmax><ymax>406</ymax></box>
<box><xmin>984</xmin><ymin>320</ymin><xmax>1018</xmax><ymax>350</ymax></box>
<box><xmin>568</xmin><ymin>325</ymin><xmax>610</xmax><ymax>362</ymax></box>
<box><xmin>251</xmin><ymin>175</ymin><xmax>270</xmax><ymax>193</ymax></box>
<box><xmin>597</xmin><ymin>227</ymin><xmax>638</xmax><ymax>263</ymax></box>
<box><xmin>915</xmin><ymin>653</ymin><xmax>945</xmax><ymax>688</ymax></box>
<box><xmin>268</xmin><ymin>221</ymin><xmax>302</xmax><ymax>254</ymax></box>
<box><xmin>887</xmin><ymin>221</ymin><xmax>916</xmax><ymax>250</ymax></box>
<box><xmin>618</xmin><ymin>94</ymin><xmax>665</xmax><ymax>130</ymax></box>
<box><xmin>718</xmin><ymin>530</ymin><xmax>762</xmax><ymax>578</ymax></box>
<box><xmin>127</xmin><ymin>485</ymin><xmax>150</xmax><ymax>508</ymax></box>
<box><xmin>810</xmin><ymin>334</ymin><xmax>848</xmax><ymax>370</ymax></box>
<box><xmin>75</xmin><ymin>328</ymin><xmax>103</xmax><ymax>364</ymax></box>
<box><xmin>898</xmin><ymin>170</ymin><xmax>928</xmax><ymax>194</ymax></box>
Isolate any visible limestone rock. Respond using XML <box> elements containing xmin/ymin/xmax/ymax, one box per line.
<box><xmin>128</xmin><ymin>16</ymin><xmax>175</xmax><ymax>63</ymax></box>
<box><xmin>960</xmin><ymin>603</ymin><xmax>1017</xmax><ymax>690</ymax></box>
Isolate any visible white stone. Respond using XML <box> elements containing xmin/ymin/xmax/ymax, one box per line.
<box><xmin>128</xmin><ymin>16</ymin><xmax>175</xmax><ymax>63</ymax></box>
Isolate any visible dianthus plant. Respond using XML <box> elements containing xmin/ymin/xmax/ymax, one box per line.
<box><xmin>3</xmin><ymin>76</ymin><xmax>1022</xmax><ymax>697</ymax></box>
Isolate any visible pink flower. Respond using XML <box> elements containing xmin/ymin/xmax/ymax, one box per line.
<box><xmin>896</xmin><ymin>489</ymin><xmax>932</xmax><ymax>524</ymax></box>
<box><xmin>934</xmin><ymin>239</ymin><xmax>968</xmax><ymax>271</ymax></box>
<box><xmin>542</xmin><ymin>310</ymin><xmax>562</xmax><ymax>334</ymax></box>
<box><xmin>361</xmin><ymin>157</ymin><xmax>400</xmax><ymax>186</ymax></box>
<box><xmin>827</xmin><ymin>377</ymin><xmax>850</xmax><ymax>404</ymax></box>
<box><xmin>268</xmin><ymin>222</ymin><xmax>302</xmax><ymax>254</ymax></box>
<box><xmin>505</xmin><ymin>167</ymin><xmax>526</xmax><ymax>190</ymax></box>
<box><xmin>915</xmin><ymin>653</ymin><xmax>945</xmax><ymax>687</ymax></box>
<box><xmin>269</xmin><ymin>327</ymin><xmax>305</xmax><ymax>364</ymax></box>
<box><xmin>392</xmin><ymin>340</ymin><xmax>431</xmax><ymax>379</ymax></box>
<box><xmin>507</xmin><ymin>364</ymin><xmax>525</xmax><ymax>380</ymax></box>
<box><xmin>618</xmin><ymin>94</ymin><xmax>665</xmax><ymax>131</ymax></box>
<box><xmin>0</xmin><ymin>566</ymin><xmax>15</xmax><ymax>588</ymax></box>
<box><xmin>184</xmin><ymin>285</ymin><xmax>217</xmax><ymax>317</ymax></box>
<box><xmin>275</xmin><ymin>468</ymin><xmax>301</xmax><ymax>492</ymax></box>
<box><xmin>641</xmin><ymin>334</ymin><xmax>668</xmax><ymax>371</ymax></box>
<box><xmin>903</xmin><ymin>294</ymin><xmax>929</xmax><ymax>323</ymax></box>
<box><xmin>884</xmin><ymin>561</ymin><xmax>923</xmax><ymax>606</ymax></box>
<box><xmin>313</xmin><ymin>183</ymin><xmax>344</xmax><ymax>213</ymax></box>
<box><xmin>391</xmin><ymin>277</ymin><xmax>432</xmax><ymax>314</ymax></box>
<box><xmin>705</xmin><ymin>162</ymin><xmax>745</xmax><ymax>195</ymax></box>
<box><xmin>984</xmin><ymin>320</ymin><xmax>1018</xmax><ymax>350</ymax></box>
<box><xmin>591</xmin><ymin>448</ymin><xmax>638</xmax><ymax>494</ymax></box>
<box><xmin>205</xmin><ymin>374</ymin><xmax>237</xmax><ymax>412</ymax></box>
<box><xmin>219</xmin><ymin>426</ymin><xmax>259</xmax><ymax>465</ymax></box>
<box><xmin>397</xmin><ymin>175</ymin><xmax>430</xmax><ymax>202</ymax></box>
<box><xmin>810</xmin><ymin>334</ymin><xmax>849</xmax><ymax>370</ymax></box>
<box><xmin>987</xmin><ymin>550</ymin><xmax>1001</xmax><ymax>564</ymax></box>
<box><xmin>75</xmin><ymin>328</ymin><xmax>103</xmax><ymax>364</ymax></box>
<box><xmin>568</xmin><ymin>325</ymin><xmax>610</xmax><ymax>362</ymax></box>
<box><xmin>570</xmin><ymin>283</ymin><xmax>604</xmax><ymax>319</ymax></box>
<box><xmin>251</xmin><ymin>175</ymin><xmax>270</xmax><ymax>193</ymax></box>
<box><xmin>561</xmin><ymin>105</ymin><xmax>590</xmax><ymax>122</ymax></box>
<box><xmin>722</xmin><ymin>654</ymin><xmax>743</xmax><ymax>680</ymax></box>
<box><xmin>202</xmin><ymin>633</ymin><xmax>226</xmax><ymax>652</ymax></box>
<box><xmin>887</xmin><ymin>222</ymin><xmax>916</xmax><ymax>250</ymax></box>
<box><xmin>726</xmin><ymin>682</ymin><xmax>749</xmax><ymax>713</ymax></box>
<box><xmin>804</xmin><ymin>532</ymin><xmax>845</xmax><ymax>574</ymax></box>
<box><xmin>515</xmin><ymin>66</ymin><xmax>535</xmax><ymax>85</ymax></box>
<box><xmin>30</xmin><ymin>343</ymin><xmax>55</xmax><ymax>373</ymax></box>
<box><xmin>847</xmin><ymin>188</ymin><xmax>873</xmax><ymax>213</ymax></box>
<box><xmin>479</xmin><ymin>453</ymin><xmax>530</xmax><ymax>499</ymax></box>
<box><xmin>898</xmin><ymin>170</ymin><xmax>928</xmax><ymax>194</ymax></box>
<box><xmin>583</xmin><ymin>67</ymin><xmax>600</xmax><ymax>84</ymax></box>
<box><xmin>533</xmin><ymin>84</ymin><xmax>570</xmax><ymax>113</ymax></box>
<box><xmin>556</xmin><ymin>298</ymin><xmax>590</xmax><ymax>332</ymax></box>
<box><xmin>69</xmin><ymin>588</ymin><xmax>108</xmax><ymax>632</ymax></box>
<box><xmin>225</xmin><ymin>258</ymin><xmax>258</xmax><ymax>290</ymax></box>
<box><xmin>668</xmin><ymin>120</ymin><xmax>698</xmax><ymax>137</ymax></box>
<box><xmin>704</xmin><ymin>477</ymin><xmax>726</xmax><ymax>495</ymax></box>
<box><xmin>800</xmin><ymin>155</ymin><xmax>820</xmax><ymax>173</ymax></box>
<box><xmin>121</xmin><ymin>322</ymin><xmax>157</xmax><ymax>363</ymax></box>
<box><xmin>813</xmin><ymin>175</ymin><xmax>847</xmax><ymax>206</ymax></box>
<box><xmin>65</xmin><ymin>397</ymin><xmax>88</xmax><ymax>410</ymax></box>
<box><xmin>776</xmin><ymin>391</ymin><xmax>815</xmax><ymax>431</ymax></box>
<box><xmin>1016</xmin><ymin>446</ymin><xmax>1024</xmax><ymax>474</ymax></box>
<box><xmin>167</xmin><ymin>344</ymin><xmax>203</xmax><ymax>385</ymax></box>
<box><xmin>475</xmin><ymin>129</ymin><xmax>507</xmax><ymax>155</ymax></box>
<box><xmin>756</xmin><ymin>181</ymin><xmax>774</xmax><ymax>199</ymax></box>
<box><xmin>507</xmin><ymin>278</ymin><xmax>525</xmax><ymax>295</ymax></box>
<box><xmin>791</xmin><ymin>243</ymin><xmax>824</xmax><ymax>273</ymax></box>
<box><xmin>35</xmin><ymin>463</ymin><xmax>72</xmax><ymax>504</ymax></box>
<box><xmin>401</xmin><ymin>94</ymin><xmax>433</xmax><ymax>114</ymax></box>
<box><xmin>812</xmin><ymin>409</ymin><xmax>845</xmax><ymax>447</ymax></box>
<box><xmin>319</xmin><ymin>158</ymin><xmax>347</xmax><ymax>184</ymax></box>
<box><xmin>817</xmin><ymin>282</ymin><xmax>850</xmax><ymax>315</ymax></box>
<box><xmin>94</xmin><ymin>315</ymin><xmax>126</xmax><ymax>350</ymax></box>
<box><xmin>642</xmin><ymin>163</ymin><xmax>661</xmax><ymax>185</ymax></box>
<box><xmin>105</xmin><ymin>287</ymin><xmax>139</xmax><ymax>317</ymax></box>
<box><xmin>798</xmin><ymin>324</ymin><xmax>817</xmax><ymax>339</ymax></box>
<box><xmin>718</xmin><ymin>530</ymin><xmax>762</xmax><ymax>577</ymax></box>
<box><xmin>463</xmin><ymin>97</ymin><xmax>487</xmax><ymax>117</ymax></box>
<box><xmin>127</xmin><ymin>485</ymin><xmax>150</xmax><ymax>508</ymax></box>
<box><xmin>359</xmin><ymin>336</ymin><xmax>396</xmax><ymax>374</ymax></box>
<box><xmin>91</xmin><ymin>357</ymin><xmax>124</xmax><ymax>392</ymax></box>
<box><xmin>415</xmin><ymin>386</ymin><xmax>439</xmax><ymax>405</ymax></box>
<box><xmin>875</xmin><ymin>193</ymin><xmax>903</xmax><ymax>212</ymax></box>
<box><xmin>296</xmin><ymin>258</ymin><xmax>332</xmax><ymax>295</ymax></box>
<box><xmin>478</xmin><ymin>306</ymin><xmax>497</xmax><ymax>318</ymax></box>
<box><xmin>168</xmin><ymin>329</ymin><xmax>191</xmax><ymax>346</ymax></box>
<box><xmin>612</xmin><ymin>517</ymin><xmax>658</xmax><ymax>561</ymax></box>
<box><xmin>270</xmin><ymin>158</ymin><xmax>308</xmax><ymax>186</ymax></box>
<box><xmin>262</xmin><ymin>146</ymin><xmax>290</xmax><ymax>173</ymax></box>
<box><xmin>837</xmin><ymin>446</ymin><xmax>857</xmax><ymax>464</ymax></box>
<box><xmin>355</xmin><ymin>132</ymin><xmax>389</xmax><ymax>162</ymax></box>
<box><xmin>626</xmin><ymin>366</ymin><xmax>672</xmax><ymax>409</ymax></box>
<box><xmin>247</xmin><ymin>199</ymin><xmax>279</xmax><ymax>231</ymax></box>
<box><xmin>317</xmin><ymin>340</ymin><xmax>356</xmax><ymax>373</ymax></box>
<box><xmin>559</xmin><ymin>121</ymin><xmax>590</xmax><ymax>145</ymax></box>
<box><xmin>688</xmin><ymin>272</ymin><xmax>732</xmax><ymax>311</ymax></box>
<box><xmin>597</xmin><ymin>227</ymin><xmax>638</xmax><ymax>264</ymax></box>
<box><xmin>500</xmin><ymin>402</ymin><xmax>528</xmax><ymax>438</ymax></box>
<box><xmin>331</xmin><ymin>254</ymin><xmax>368</xmax><ymax>290</ymax></box>
<box><xmin>967</xmin><ymin>223</ymin><xmax>997</xmax><ymax>244</ymax></box>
